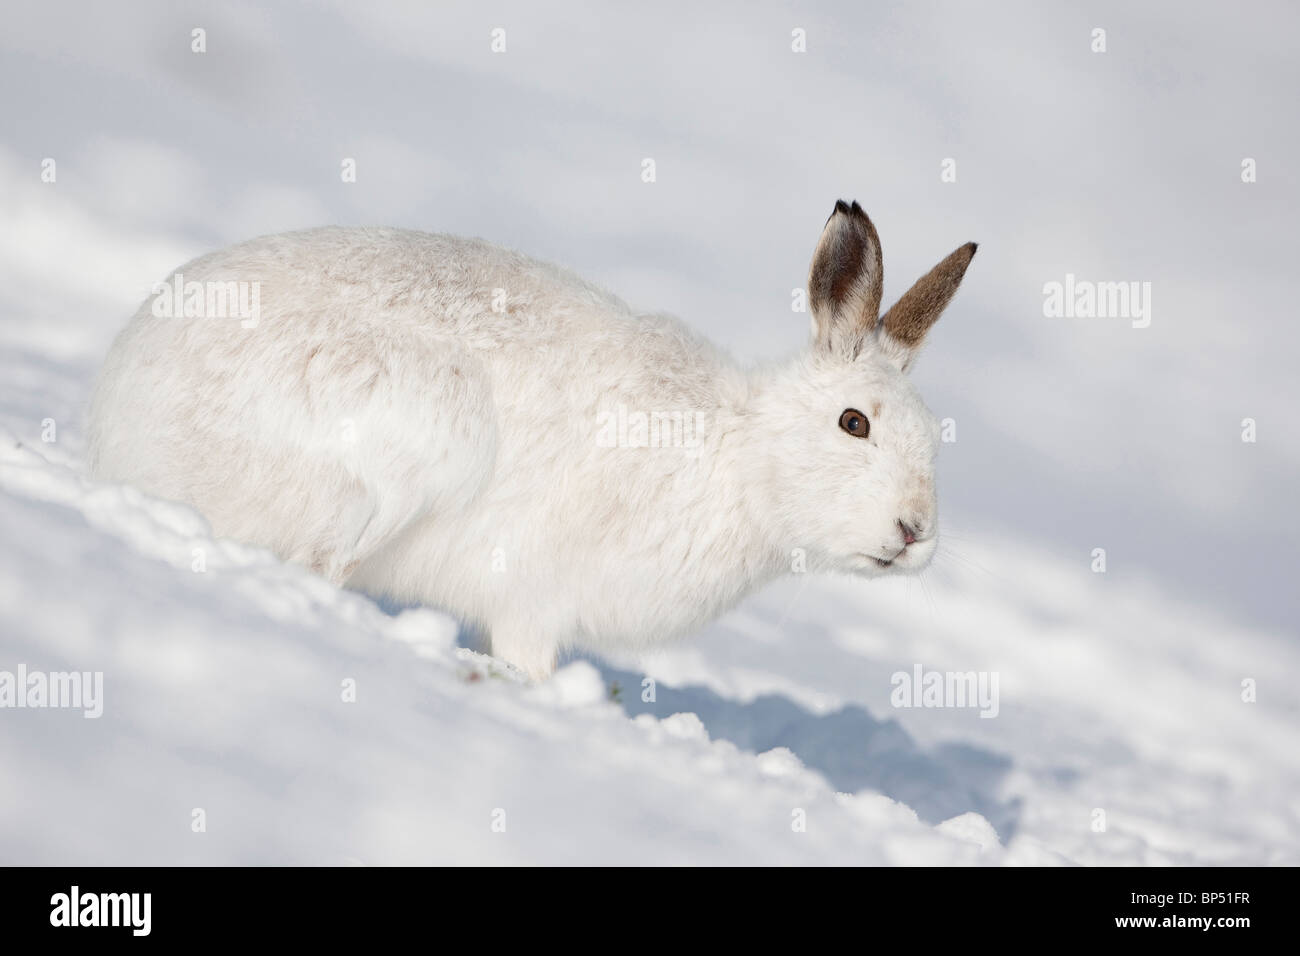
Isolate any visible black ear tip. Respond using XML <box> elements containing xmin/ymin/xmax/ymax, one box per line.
<box><xmin>966</xmin><ymin>241</ymin><xmax>979</xmax><ymax>256</ymax></box>
<box><xmin>831</xmin><ymin>199</ymin><xmax>870</xmax><ymax>222</ymax></box>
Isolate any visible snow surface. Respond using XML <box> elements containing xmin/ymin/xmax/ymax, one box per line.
<box><xmin>1</xmin><ymin>343</ymin><xmax>1296</xmax><ymax>864</ymax></box>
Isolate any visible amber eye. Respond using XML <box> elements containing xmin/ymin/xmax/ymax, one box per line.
<box><xmin>839</xmin><ymin>408</ymin><xmax>869</xmax><ymax>438</ymax></box>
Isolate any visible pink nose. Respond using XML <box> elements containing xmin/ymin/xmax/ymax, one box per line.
<box><xmin>899</xmin><ymin>521</ymin><xmax>917</xmax><ymax>546</ymax></box>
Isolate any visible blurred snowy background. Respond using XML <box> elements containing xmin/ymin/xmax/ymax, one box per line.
<box><xmin>1</xmin><ymin>0</ymin><xmax>1297</xmax><ymax>864</ymax></box>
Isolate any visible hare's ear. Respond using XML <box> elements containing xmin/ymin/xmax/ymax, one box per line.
<box><xmin>878</xmin><ymin>242</ymin><xmax>977</xmax><ymax>372</ymax></box>
<box><xmin>807</xmin><ymin>200</ymin><xmax>883</xmax><ymax>360</ymax></box>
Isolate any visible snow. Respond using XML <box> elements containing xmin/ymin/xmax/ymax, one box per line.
<box><xmin>1</xmin><ymin>354</ymin><xmax>1296</xmax><ymax>864</ymax></box>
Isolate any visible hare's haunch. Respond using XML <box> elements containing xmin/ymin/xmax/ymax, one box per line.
<box><xmin>88</xmin><ymin>202</ymin><xmax>976</xmax><ymax>679</ymax></box>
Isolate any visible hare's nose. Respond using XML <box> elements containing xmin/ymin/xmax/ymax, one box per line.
<box><xmin>898</xmin><ymin>520</ymin><xmax>918</xmax><ymax>546</ymax></box>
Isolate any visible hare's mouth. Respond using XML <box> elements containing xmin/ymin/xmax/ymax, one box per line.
<box><xmin>854</xmin><ymin>539</ymin><xmax>938</xmax><ymax>575</ymax></box>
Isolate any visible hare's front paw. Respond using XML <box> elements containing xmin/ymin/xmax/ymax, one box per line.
<box><xmin>488</xmin><ymin>626</ymin><xmax>559</xmax><ymax>683</ymax></box>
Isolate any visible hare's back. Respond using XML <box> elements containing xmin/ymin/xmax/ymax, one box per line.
<box><xmin>168</xmin><ymin>225</ymin><xmax>638</xmax><ymax>343</ymax></box>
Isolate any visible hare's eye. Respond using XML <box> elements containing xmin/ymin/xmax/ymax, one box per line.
<box><xmin>839</xmin><ymin>408</ymin><xmax>869</xmax><ymax>438</ymax></box>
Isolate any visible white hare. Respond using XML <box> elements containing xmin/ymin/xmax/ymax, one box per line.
<box><xmin>88</xmin><ymin>201</ymin><xmax>976</xmax><ymax>679</ymax></box>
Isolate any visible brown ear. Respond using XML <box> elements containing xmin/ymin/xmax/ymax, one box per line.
<box><xmin>807</xmin><ymin>200</ymin><xmax>883</xmax><ymax>360</ymax></box>
<box><xmin>878</xmin><ymin>242</ymin><xmax>976</xmax><ymax>369</ymax></box>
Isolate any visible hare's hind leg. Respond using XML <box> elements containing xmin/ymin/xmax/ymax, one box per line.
<box><xmin>285</xmin><ymin>337</ymin><xmax>498</xmax><ymax>587</ymax></box>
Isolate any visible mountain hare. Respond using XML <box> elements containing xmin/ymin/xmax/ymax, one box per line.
<box><xmin>88</xmin><ymin>201</ymin><xmax>976</xmax><ymax>679</ymax></box>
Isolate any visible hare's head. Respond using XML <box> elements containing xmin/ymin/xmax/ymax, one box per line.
<box><xmin>753</xmin><ymin>201</ymin><xmax>975</xmax><ymax>577</ymax></box>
